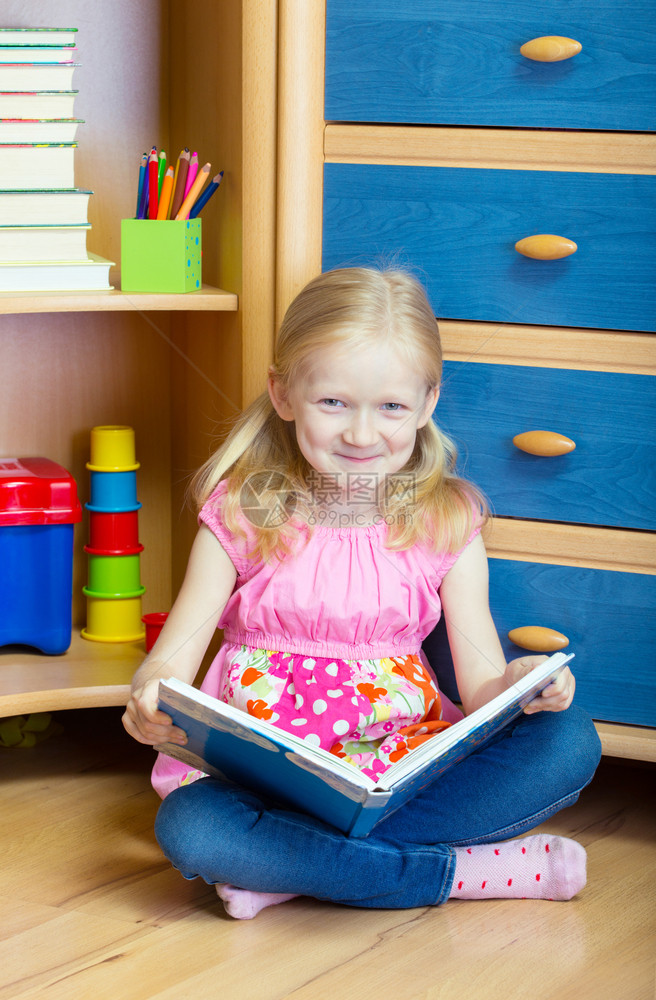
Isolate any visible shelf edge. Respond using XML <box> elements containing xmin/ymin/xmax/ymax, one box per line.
<box><xmin>0</xmin><ymin>684</ymin><xmax>131</xmax><ymax>716</ymax></box>
<box><xmin>0</xmin><ymin>284</ymin><xmax>238</xmax><ymax>315</ymax></box>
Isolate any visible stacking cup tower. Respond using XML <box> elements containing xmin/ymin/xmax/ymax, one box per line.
<box><xmin>81</xmin><ymin>425</ymin><xmax>146</xmax><ymax>643</ymax></box>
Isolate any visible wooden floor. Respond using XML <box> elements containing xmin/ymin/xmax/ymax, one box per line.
<box><xmin>1</xmin><ymin>708</ymin><xmax>655</xmax><ymax>1000</ymax></box>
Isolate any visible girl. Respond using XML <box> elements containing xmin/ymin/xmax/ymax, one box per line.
<box><xmin>123</xmin><ymin>267</ymin><xmax>601</xmax><ymax>920</ymax></box>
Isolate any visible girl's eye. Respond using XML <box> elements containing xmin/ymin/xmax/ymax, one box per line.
<box><xmin>382</xmin><ymin>402</ymin><xmax>403</xmax><ymax>412</ymax></box>
<box><xmin>321</xmin><ymin>398</ymin><xmax>343</xmax><ymax>407</ymax></box>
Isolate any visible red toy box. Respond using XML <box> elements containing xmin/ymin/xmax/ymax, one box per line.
<box><xmin>0</xmin><ymin>457</ymin><xmax>82</xmax><ymax>654</ymax></box>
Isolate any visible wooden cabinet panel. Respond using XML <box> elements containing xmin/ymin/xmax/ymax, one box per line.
<box><xmin>325</xmin><ymin>0</ymin><xmax>656</xmax><ymax>131</ymax></box>
<box><xmin>322</xmin><ymin>163</ymin><xmax>656</xmax><ymax>332</ymax></box>
<box><xmin>436</xmin><ymin>361</ymin><xmax>656</xmax><ymax>530</ymax></box>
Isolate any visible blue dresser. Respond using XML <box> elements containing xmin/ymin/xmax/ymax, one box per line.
<box><xmin>323</xmin><ymin>0</ymin><xmax>656</xmax><ymax>738</ymax></box>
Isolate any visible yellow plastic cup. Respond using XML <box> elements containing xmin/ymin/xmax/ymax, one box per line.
<box><xmin>86</xmin><ymin>425</ymin><xmax>140</xmax><ymax>472</ymax></box>
<box><xmin>81</xmin><ymin>595</ymin><xmax>145</xmax><ymax>643</ymax></box>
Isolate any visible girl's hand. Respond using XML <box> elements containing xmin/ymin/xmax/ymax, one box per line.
<box><xmin>505</xmin><ymin>655</ymin><xmax>576</xmax><ymax>714</ymax></box>
<box><xmin>122</xmin><ymin>676</ymin><xmax>188</xmax><ymax>747</ymax></box>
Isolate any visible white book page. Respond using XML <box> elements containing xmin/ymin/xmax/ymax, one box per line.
<box><xmin>378</xmin><ymin>652</ymin><xmax>573</xmax><ymax>788</ymax></box>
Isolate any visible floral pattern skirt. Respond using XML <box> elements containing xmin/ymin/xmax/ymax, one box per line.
<box><xmin>216</xmin><ymin>645</ymin><xmax>452</xmax><ymax>783</ymax></box>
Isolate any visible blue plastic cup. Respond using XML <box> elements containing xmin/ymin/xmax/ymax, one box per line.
<box><xmin>86</xmin><ymin>470</ymin><xmax>141</xmax><ymax>513</ymax></box>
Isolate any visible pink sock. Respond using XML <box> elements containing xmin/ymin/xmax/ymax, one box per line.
<box><xmin>449</xmin><ymin>834</ymin><xmax>587</xmax><ymax>901</ymax></box>
<box><xmin>215</xmin><ymin>884</ymin><xmax>299</xmax><ymax>920</ymax></box>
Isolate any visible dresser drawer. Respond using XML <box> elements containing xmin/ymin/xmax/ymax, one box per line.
<box><xmin>436</xmin><ymin>362</ymin><xmax>656</xmax><ymax>530</ymax></box>
<box><xmin>322</xmin><ymin>163</ymin><xmax>656</xmax><ymax>332</ymax></box>
<box><xmin>488</xmin><ymin>559</ymin><xmax>656</xmax><ymax>726</ymax></box>
<box><xmin>325</xmin><ymin>0</ymin><xmax>656</xmax><ymax>131</ymax></box>
<box><xmin>423</xmin><ymin>559</ymin><xmax>656</xmax><ymax>726</ymax></box>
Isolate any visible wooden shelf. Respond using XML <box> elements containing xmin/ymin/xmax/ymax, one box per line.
<box><xmin>0</xmin><ymin>4</ymin><xmax>255</xmax><ymax>728</ymax></box>
<box><xmin>0</xmin><ymin>284</ymin><xmax>238</xmax><ymax>315</ymax></box>
<box><xmin>0</xmin><ymin>631</ymin><xmax>143</xmax><ymax>716</ymax></box>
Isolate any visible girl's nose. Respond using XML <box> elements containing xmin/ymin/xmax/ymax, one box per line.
<box><xmin>343</xmin><ymin>410</ymin><xmax>377</xmax><ymax>447</ymax></box>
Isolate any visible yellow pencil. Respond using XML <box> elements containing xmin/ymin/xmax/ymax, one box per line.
<box><xmin>175</xmin><ymin>162</ymin><xmax>211</xmax><ymax>220</ymax></box>
<box><xmin>156</xmin><ymin>166</ymin><xmax>175</xmax><ymax>220</ymax></box>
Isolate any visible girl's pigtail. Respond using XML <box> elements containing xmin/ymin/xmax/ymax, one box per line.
<box><xmin>189</xmin><ymin>392</ymin><xmax>275</xmax><ymax>509</ymax></box>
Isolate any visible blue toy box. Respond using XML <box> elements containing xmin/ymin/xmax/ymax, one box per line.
<box><xmin>0</xmin><ymin>457</ymin><xmax>82</xmax><ymax>654</ymax></box>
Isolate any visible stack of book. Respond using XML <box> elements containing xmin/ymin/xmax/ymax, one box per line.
<box><xmin>0</xmin><ymin>27</ymin><xmax>113</xmax><ymax>292</ymax></box>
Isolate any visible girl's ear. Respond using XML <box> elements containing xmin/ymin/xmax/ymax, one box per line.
<box><xmin>417</xmin><ymin>386</ymin><xmax>440</xmax><ymax>429</ymax></box>
<box><xmin>268</xmin><ymin>373</ymin><xmax>295</xmax><ymax>422</ymax></box>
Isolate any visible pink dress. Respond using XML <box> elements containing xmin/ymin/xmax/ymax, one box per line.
<box><xmin>152</xmin><ymin>481</ymin><xmax>479</xmax><ymax>798</ymax></box>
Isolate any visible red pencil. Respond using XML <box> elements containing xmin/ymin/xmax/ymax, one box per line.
<box><xmin>147</xmin><ymin>148</ymin><xmax>159</xmax><ymax>219</ymax></box>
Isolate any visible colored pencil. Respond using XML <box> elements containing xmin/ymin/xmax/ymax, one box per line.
<box><xmin>189</xmin><ymin>169</ymin><xmax>223</xmax><ymax>218</ymax></box>
<box><xmin>156</xmin><ymin>166</ymin><xmax>175</xmax><ymax>220</ymax></box>
<box><xmin>157</xmin><ymin>149</ymin><xmax>167</xmax><ymax>195</ymax></box>
<box><xmin>136</xmin><ymin>152</ymin><xmax>148</xmax><ymax>218</ymax></box>
<box><xmin>183</xmin><ymin>151</ymin><xmax>198</xmax><ymax>199</ymax></box>
<box><xmin>175</xmin><ymin>161</ymin><xmax>211</xmax><ymax>220</ymax></box>
<box><xmin>147</xmin><ymin>147</ymin><xmax>159</xmax><ymax>219</ymax></box>
<box><xmin>167</xmin><ymin>147</ymin><xmax>186</xmax><ymax>218</ymax></box>
<box><xmin>169</xmin><ymin>148</ymin><xmax>190</xmax><ymax>220</ymax></box>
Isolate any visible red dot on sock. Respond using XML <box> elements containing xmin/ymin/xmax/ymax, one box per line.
<box><xmin>482</xmin><ymin>881</ymin><xmax>486</xmax><ymax>889</ymax></box>
<box><xmin>536</xmin><ymin>873</ymin><xmax>541</xmax><ymax>881</ymax></box>
<box><xmin>545</xmin><ymin>843</ymin><xmax>550</xmax><ymax>852</ymax></box>
<box><xmin>458</xmin><ymin>881</ymin><xmax>463</xmax><ymax>890</ymax></box>
<box><xmin>507</xmin><ymin>878</ymin><xmax>512</xmax><ymax>886</ymax></box>
<box><xmin>467</xmin><ymin>848</ymin><xmax>472</xmax><ymax>854</ymax></box>
<box><xmin>521</xmin><ymin>847</ymin><xmax>526</xmax><ymax>854</ymax></box>
<box><xmin>494</xmin><ymin>849</ymin><xmax>500</xmax><ymax>855</ymax></box>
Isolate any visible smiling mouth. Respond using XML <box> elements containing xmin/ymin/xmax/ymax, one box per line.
<box><xmin>336</xmin><ymin>453</ymin><xmax>381</xmax><ymax>463</ymax></box>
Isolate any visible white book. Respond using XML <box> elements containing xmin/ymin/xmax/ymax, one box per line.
<box><xmin>0</xmin><ymin>29</ymin><xmax>78</xmax><ymax>47</ymax></box>
<box><xmin>0</xmin><ymin>119</ymin><xmax>82</xmax><ymax>143</ymax></box>
<box><xmin>0</xmin><ymin>224</ymin><xmax>90</xmax><ymax>262</ymax></box>
<box><xmin>0</xmin><ymin>64</ymin><xmax>77</xmax><ymax>90</ymax></box>
<box><xmin>157</xmin><ymin>652</ymin><xmax>574</xmax><ymax>837</ymax></box>
<box><xmin>0</xmin><ymin>189</ymin><xmax>91</xmax><ymax>226</ymax></box>
<box><xmin>0</xmin><ymin>143</ymin><xmax>76</xmax><ymax>189</ymax></box>
<box><xmin>0</xmin><ymin>46</ymin><xmax>76</xmax><ymax>64</ymax></box>
<box><xmin>0</xmin><ymin>92</ymin><xmax>78</xmax><ymax>119</ymax></box>
<box><xmin>0</xmin><ymin>252</ymin><xmax>114</xmax><ymax>292</ymax></box>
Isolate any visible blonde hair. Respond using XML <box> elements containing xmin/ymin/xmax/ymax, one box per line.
<box><xmin>191</xmin><ymin>267</ymin><xmax>487</xmax><ymax>559</ymax></box>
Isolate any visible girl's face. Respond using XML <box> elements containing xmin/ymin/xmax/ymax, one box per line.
<box><xmin>269</xmin><ymin>339</ymin><xmax>439</xmax><ymax>492</ymax></box>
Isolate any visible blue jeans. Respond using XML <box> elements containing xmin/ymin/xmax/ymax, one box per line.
<box><xmin>154</xmin><ymin>705</ymin><xmax>601</xmax><ymax>909</ymax></box>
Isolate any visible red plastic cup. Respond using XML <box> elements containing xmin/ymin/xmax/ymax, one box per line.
<box><xmin>142</xmin><ymin>612</ymin><xmax>169</xmax><ymax>652</ymax></box>
<box><xmin>85</xmin><ymin>510</ymin><xmax>143</xmax><ymax>555</ymax></box>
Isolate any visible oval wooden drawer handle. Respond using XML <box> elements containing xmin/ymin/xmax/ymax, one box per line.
<box><xmin>515</xmin><ymin>234</ymin><xmax>578</xmax><ymax>260</ymax></box>
<box><xmin>512</xmin><ymin>430</ymin><xmax>576</xmax><ymax>456</ymax></box>
<box><xmin>520</xmin><ymin>36</ymin><xmax>582</xmax><ymax>62</ymax></box>
<box><xmin>508</xmin><ymin>626</ymin><xmax>570</xmax><ymax>652</ymax></box>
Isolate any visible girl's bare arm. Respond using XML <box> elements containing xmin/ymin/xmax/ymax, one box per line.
<box><xmin>122</xmin><ymin>524</ymin><xmax>237</xmax><ymax>746</ymax></box>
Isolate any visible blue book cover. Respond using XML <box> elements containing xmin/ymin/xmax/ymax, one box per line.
<box><xmin>157</xmin><ymin>651</ymin><xmax>573</xmax><ymax>837</ymax></box>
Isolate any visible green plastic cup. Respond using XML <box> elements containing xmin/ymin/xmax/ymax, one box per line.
<box><xmin>84</xmin><ymin>552</ymin><xmax>144</xmax><ymax>598</ymax></box>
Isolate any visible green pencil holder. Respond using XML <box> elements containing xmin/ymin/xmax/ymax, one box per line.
<box><xmin>120</xmin><ymin>218</ymin><xmax>202</xmax><ymax>293</ymax></box>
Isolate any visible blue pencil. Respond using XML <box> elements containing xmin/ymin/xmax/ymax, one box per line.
<box><xmin>189</xmin><ymin>170</ymin><xmax>224</xmax><ymax>218</ymax></box>
<box><xmin>135</xmin><ymin>153</ymin><xmax>148</xmax><ymax>218</ymax></box>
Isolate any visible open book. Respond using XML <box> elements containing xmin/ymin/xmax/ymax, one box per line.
<box><xmin>156</xmin><ymin>651</ymin><xmax>573</xmax><ymax>838</ymax></box>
